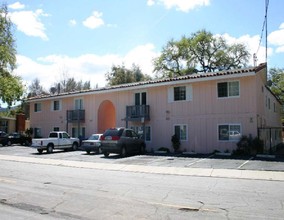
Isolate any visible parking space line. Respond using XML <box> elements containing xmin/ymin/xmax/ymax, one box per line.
<box><xmin>185</xmin><ymin>154</ymin><xmax>215</xmax><ymax>167</ymax></box>
<box><xmin>237</xmin><ymin>157</ymin><xmax>254</xmax><ymax>169</ymax></box>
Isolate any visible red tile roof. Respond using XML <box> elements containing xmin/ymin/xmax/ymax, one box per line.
<box><xmin>27</xmin><ymin>63</ymin><xmax>267</xmax><ymax>101</ymax></box>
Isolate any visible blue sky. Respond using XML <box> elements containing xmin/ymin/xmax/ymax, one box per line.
<box><xmin>5</xmin><ymin>0</ymin><xmax>284</xmax><ymax>91</ymax></box>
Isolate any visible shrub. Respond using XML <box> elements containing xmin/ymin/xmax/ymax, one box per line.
<box><xmin>234</xmin><ymin>135</ymin><xmax>263</xmax><ymax>156</ymax></box>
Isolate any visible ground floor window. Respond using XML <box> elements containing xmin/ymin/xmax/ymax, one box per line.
<box><xmin>53</xmin><ymin>127</ymin><xmax>60</xmax><ymax>131</ymax></box>
<box><xmin>130</xmin><ymin>125</ymin><xmax>151</xmax><ymax>141</ymax></box>
<box><xmin>174</xmin><ymin>124</ymin><xmax>187</xmax><ymax>141</ymax></box>
<box><xmin>218</xmin><ymin>124</ymin><xmax>241</xmax><ymax>141</ymax></box>
<box><xmin>34</xmin><ymin>127</ymin><xmax>42</xmax><ymax>138</ymax></box>
<box><xmin>72</xmin><ymin>127</ymin><xmax>85</xmax><ymax>138</ymax></box>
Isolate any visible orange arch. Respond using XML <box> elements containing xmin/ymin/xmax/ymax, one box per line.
<box><xmin>97</xmin><ymin>100</ymin><xmax>116</xmax><ymax>133</ymax></box>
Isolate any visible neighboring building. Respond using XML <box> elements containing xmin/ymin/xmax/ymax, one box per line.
<box><xmin>27</xmin><ymin>63</ymin><xmax>282</xmax><ymax>154</ymax></box>
<box><xmin>0</xmin><ymin>116</ymin><xmax>16</xmax><ymax>134</ymax></box>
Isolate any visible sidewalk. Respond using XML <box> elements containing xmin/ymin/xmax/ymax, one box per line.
<box><xmin>1</xmin><ymin>154</ymin><xmax>284</xmax><ymax>181</ymax></box>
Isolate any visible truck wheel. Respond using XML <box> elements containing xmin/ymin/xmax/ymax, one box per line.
<box><xmin>47</xmin><ymin>145</ymin><xmax>53</xmax><ymax>154</ymax></box>
<box><xmin>72</xmin><ymin>142</ymin><xmax>78</xmax><ymax>151</ymax></box>
<box><xmin>37</xmin><ymin>149</ymin><xmax>43</xmax><ymax>154</ymax></box>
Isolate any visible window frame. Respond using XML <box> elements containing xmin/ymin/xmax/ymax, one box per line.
<box><xmin>34</xmin><ymin>103</ymin><xmax>42</xmax><ymax>112</ymax></box>
<box><xmin>217</xmin><ymin>81</ymin><xmax>240</xmax><ymax>98</ymax></box>
<box><xmin>52</xmin><ymin>100</ymin><xmax>61</xmax><ymax>111</ymax></box>
<box><xmin>168</xmin><ymin>85</ymin><xmax>192</xmax><ymax>103</ymax></box>
<box><xmin>173</xmin><ymin>124</ymin><xmax>188</xmax><ymax>141</ymax></box>
<box><xmin>130</xmin><ymin>125</ymin><xmax>152</xmax><ymax>142</ymax></box>
<box><xmin>218</xmin><ymin>124</ymin><xmax>241</xmax><ymax>142</ymax></box>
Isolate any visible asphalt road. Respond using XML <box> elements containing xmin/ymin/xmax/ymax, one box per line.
<box><xmin>0</xmin><ymin>154</ymin><xmax>284</xmax><ymax>219</ymax></box>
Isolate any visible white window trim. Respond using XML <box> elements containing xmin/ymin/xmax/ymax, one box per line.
<box><xmin>217</xmin><ymin>123</ymin><xmax>242</xmax><ymax>142</ymax></box>
<box><xmin>168</xmin><ymin>85</ymin><xmax>192</xmax><ymax>103</ymax></box>
<box><xmin>217</xmin><ymin>80</ymin><xmax>240</xmax><ymax>99</ymax></box>
<box><xmin>34</xmin><ymin>103</ymin><xmax>42</xmax><ymax>113</ymax></box>
<box><xmin>173</xmin><ymin>124</ymin><xmax>188</xmax><ymax>141</ymax></box>
<box><xmin>74</xmin><ymin>98</ymin><xmax>84</xmax><ymax>110</ymax></box>
<box><xmin>51</xmin><ymin>100</ymin><xmax>62</xmax><ymax>111</ymax></box>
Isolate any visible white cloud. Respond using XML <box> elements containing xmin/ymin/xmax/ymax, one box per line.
<box><xmin>217</xmin><ymin>33</ymin><xmax>272</xmax><ymax>66</ymax></box>
<box><xmin>8</xmin><ymin>2</ymin><xmax>25</xmax><ymax>10</ymax></box>
<box><xmin>9</xmin><ymin>9</ymin><xmax>49</xmax><ymax>40</ymax></box>
<box><xmin>83</xmin><ymin>11</ymin><xmax>104</xmax><ymax>29</ymax></box>
<box><xmin>148</xmin><ymin>0</ymin><xmax>210</xmax><ymax>12</ymax></box>
<box><xmin>15</xmin><ymin>44</ymin><xmax>159</xmax><ymax>89</ymax></box>
<box><xmin>268</xmin><ymin>23</ymin><xmax>284</xmax><ymax>53</ymax></box>
<box><xmin>69</xmin><ymin>19</ymin><xmax>77</xmax><ymax>26</ymax></box>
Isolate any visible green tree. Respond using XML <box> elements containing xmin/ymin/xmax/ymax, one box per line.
<box><xmin>154</xmin><ymin>29</ymin><xmax>250</xmax><ymax>78</ymax></box>
<box><xmin>0</xmin><ymin>4</ymin><xmax>23</xmax><ymax>106</ymax></box>
<box><xmin>28</xmin><ymin>78</ymin><xmax>46</xmax><ymax>97</ymax></box>
<box><xmin>268</xmin><ymin>68</ymin><xmax>284</xmax><ymax>102</ymax></box>
<box><xmin>106</xmin><ymin>63</ymin><xmax>152</xmax><ymax>86</ymax></box>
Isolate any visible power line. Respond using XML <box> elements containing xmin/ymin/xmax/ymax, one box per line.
<box><xmin>254</xmin><ymin>0</ymin><xmax>269</xmax><ymax>65</ymax></box>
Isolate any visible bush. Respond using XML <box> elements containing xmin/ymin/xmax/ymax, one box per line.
<box><xmin>171</xmin><ymin>134</ymin><xmax>180</xmax><ymax>152</ymax></box>
<box><xmin>234</xmin><ymin>135</ymin><xmax>263</xmax><ymax>156</ymax></box>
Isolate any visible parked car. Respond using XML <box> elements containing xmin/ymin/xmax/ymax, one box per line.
<box><xmin>101</xmin><ymin>128</ymin><xmax>145</xmax><ymax>157</ymax></box>
<box><xmin>0</xmin><ymin>131</ymin><xmax>8</xmax><ymax>146</ymax></box>
<box><xmin>81</xmin><ymin>134</ymin><xmax>103</xmax><ymax>154</ymax></box>
<box><xmin>7</xmin><ymin>132</ymin><xmax>32</xmax><ymax>146</ymax></box>
<box><xmin>31</xmin><ymin>131</ymin><xmax>79</xmax><ymax>154</ymax></box>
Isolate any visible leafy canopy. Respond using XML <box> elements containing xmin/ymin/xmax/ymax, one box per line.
<box><xmin>105</xmin><ymin>63</ymin><xmax>152</xmax><ymax>86</ymax></box>
<box><xmin>0</xmin><ymin>4</ymin><xmax>23</xmax><ymax>107</ymax></box>
<box><xmin>154</xmin><ymin>29</ymin><xmax>250</xmax><ymax>78</ymax></box>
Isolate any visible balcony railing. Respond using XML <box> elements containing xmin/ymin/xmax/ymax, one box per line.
<box><xmin>126</xmin><ymin>105</ymin><xmax>150</xmax><ymax>121</ymax></box>
<box><xmin>67</xmin><ymin>109</ymin><xmax>85</xmax><ymax>122</ymax></box>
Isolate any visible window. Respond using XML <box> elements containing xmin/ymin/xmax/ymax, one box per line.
<box><xmin>52</xmin><ymin>100</ymin><xmax>61</xmax><ymax>111</ymax></box>
<box><xmin>131</xmin><ymin>126</ymin><xmax>151</xmax><ymax>141</ymax></box>
<box><xmin>53</xmin><ymin>127</ymin><xmax>60</xmax><ymax>131</ymax></box>
<box><xmin>34</xmin><ymin>128</ymin><xmax>41</xmax><ymax>138</ymax></box>
<box><xmin>174</xmin><ymin>125</ymin><xmax>187</xmax><ymax>141</ymax></box>
<box><xmin>34</xmin><ymin>103</ymin><xmax>42</xmax><ymax>112</ymax></box>
<box><xmin>218</xmin><ymin>124</ymin><xmax>241</xmax><ymax>141</ymax></box>
<box><xmin>135</xmin><ymin>92</ymin><xmax>147</xmax><ymax>105</ymax></box>
<box><xmin>218</xmin><ymin>81</ymin><xmax>239</xmax><ymax>98</ymax></box>
<box><xmin>174</xmin><ymin>86</ymin><xmax>186</xmax><ymax>101</ymax></box>
<box><xmin>75</xmin><ymin>98</ymin><xmax>83</xmax><ymax>110</ymax></box>
<box><xmin>72</xmin><ymin>127</ymin><xmax>85</xmax><ymax>138</ymax></box>
<box><xmin>168</xmin><ymin>85</ymin><xmax>192</xmax><ymax>102</ymax></box>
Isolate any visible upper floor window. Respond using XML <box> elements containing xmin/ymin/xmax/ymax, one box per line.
<box><xmin>75</xmin><ymin>98</ymin><xmax>84</xmax><ymax>110</ymax></box>
<box><xmin>52</xmin><ymin>100</ymin><xmax>61</xmax><ymax>111</ymax></box>
<box><xmin>218</xmin><ymin>81</ymin><xmax>239</xmax><ymax>98</ymax></box>
<box><xmin>168</xmin><ymin>85</ymin><xmax>192</xmax><ymax>102</ymax></box>
<box><xmin>34</xmin><ymin>103</ymin><xmax>42</xmax><ymax>112</ymax></box>
<box><xmin>135</xmin><ymin>92</ymin><xmax>147</xmax><ymax>105</ymax></box>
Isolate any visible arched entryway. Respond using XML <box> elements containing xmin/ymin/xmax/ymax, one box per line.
<box><xmin>97</xmin><ymin>100</ymin><xmax>116</xmax><ymax>133</ymax></box>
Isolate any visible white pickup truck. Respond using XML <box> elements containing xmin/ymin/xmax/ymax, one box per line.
<box><xmin>31</xmin><ymin>131</ymin><xmax>80</xmax><ymax>154</ymax></box>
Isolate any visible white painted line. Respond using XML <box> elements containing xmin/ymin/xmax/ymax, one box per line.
<box><xmin>237</xmin><ymin>157</ymin><xmax>254</xmax><ymax>169</ymax></box>
<box><xmin>185</xmin><ymin>154</ymin><xmax>215</xmax><ymax>167</ymax></box>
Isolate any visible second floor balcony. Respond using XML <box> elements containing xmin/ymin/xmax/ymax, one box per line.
<box><xmin>126</xmin><ymin>105</ymin><xmax>150</xmax><ymax>122</ymax></box>
<box><xmin>67</xmin><ymin>109</ymin><xmax>85</xmax><ymax>123</ymax></box>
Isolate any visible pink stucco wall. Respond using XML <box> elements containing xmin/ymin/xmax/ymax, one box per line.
<box><xmin>29</xmin><ymin>66</ymin><xmax>282</xmax><ymax>153</ymax></box>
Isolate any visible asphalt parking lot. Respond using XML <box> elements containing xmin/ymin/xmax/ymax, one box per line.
<box><xmin>1</xmin><ymin>145</ymin><xmax>284</xmax><ymax>172</ymax></box>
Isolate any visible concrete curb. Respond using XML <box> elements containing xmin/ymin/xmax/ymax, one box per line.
<box><xmin>0</xmin><ymin>154</ymin><xmax>284</xmax><ymax>181</ymax></box>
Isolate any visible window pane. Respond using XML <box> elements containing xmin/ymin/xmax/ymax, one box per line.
<box><xmin>141</xmin><ymin>92</ymin><xmax>147</xmax><ymax>105</ymax></box>
<box><xmin>174</xmin><ymin>126</ymin><xmax>180</xmax><ymax>138</ymax></box>
<box><xmin>145</xmin><ymin>126</ymin><xmax>151</xmax><ymax>141</ymax></box>
<box><xmin>228</xmin><ymin>81</ymin><xmax>239</xmax><ymax>96</ymax></box>
<box><xmin>218</xmin><ymin>82</ymin><xmax>228</xmax><ymax>97</ymax></box>
<box><xmin>219</xmin><ymin>125</ymin><xmax>229</xmax><ymax>140</ymax></box>
<box><xmin>174</xmin><ymin>86</ymin><xmax>186</xmax><ymax>101</ymax></box>
<box><xmin>229</xmin><ymin>125</ymin><xmax>241</xmax><ymax>141</ymax></box>
<box><xmin>180</xmin><ymin>125</ymin><xmax>187</xmax><ymax>140</ymax></box>
<box><xmin>135</xmin><ymin>93</ymin><xmax>140</xmax><ymax>105</ymax></box>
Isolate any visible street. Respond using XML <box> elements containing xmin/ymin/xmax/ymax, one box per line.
<box><xmin>0</xmin><ymin>146</ymin><xmax>284</xmax><ymax>219</ymax></box>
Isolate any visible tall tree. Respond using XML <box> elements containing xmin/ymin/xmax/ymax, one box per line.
<box><xmin>28</xmin><ymin>78</ymin><xmax>46</xmax><ymax>97</ymax></box>
<box><xmin>154</xmin><ymin>30</ymin><xmax>250</xmax><ymax>78</ymax></box>
<box><xmin>0</xmin><ymin>4</ymin><xmax>23</xmax><ymax>106</ymax></box>
<box><xmin>106</xmin><ymin>63</ymin><xmax>152</xmax><ymax>86</ymax></box>
<box><xmin>268</xmin><ymin>68</ymin><xmax>284</xmax><ymax>103</ymax></box>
